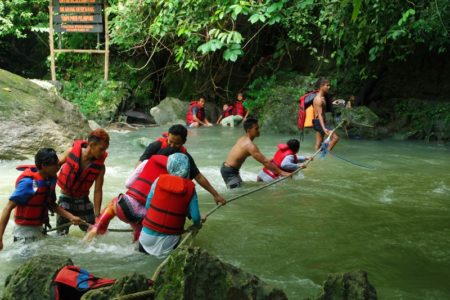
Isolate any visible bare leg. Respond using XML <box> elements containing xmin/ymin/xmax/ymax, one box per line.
<box><xmin>327</xmin><ymin>132</ymin><xmax>340</xmax><ymax>151</ymax></box>
<box><xmin>315</xmin><ymin>132</ymin><xmax>323</xmax><ymax>150</ymax></box>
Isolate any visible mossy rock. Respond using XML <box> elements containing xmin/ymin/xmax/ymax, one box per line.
<box><xmin>153</xmin><ymin>246</ymin><xmax>287</xmax><ymax>300</ymax></box>
<box><xmin>2</xmin><ymin>255</ymin><xmax>73</xmax><ymax>300</ymax></box>
<box><xmin>315</xmin><ymin>270</ymin><xmax>377</xmax><ymax>300</ymax></box>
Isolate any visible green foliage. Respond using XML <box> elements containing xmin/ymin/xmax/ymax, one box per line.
<box><xmin>0</xmin><ymin>0</ymin><xmax>48</xmax><ymax>38</ymax></box>
<box><xmin>394</xmin><ymin>99</ymin><xmax>450</xmax><ymax>140</ymax></box>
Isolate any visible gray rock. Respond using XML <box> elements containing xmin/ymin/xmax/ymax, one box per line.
<box><xmin>150</xmin><ymin>97</ymin><xmax>187</xmax><ymax>125</ymax></box>
<box><xmin>88</xmin><ymin>120</ymin><xmax>101</xmax><ymax>131</ymax></box>
<box><xmin>0</xmin><ymin>69</ymin><xmax>91</xmax><ymax>160</ymax></box>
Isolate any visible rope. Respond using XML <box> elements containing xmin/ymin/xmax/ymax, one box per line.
<box><xmin>115</xmin><ymin>121</ymin><xmax>345</xmax><ymax>300</ymax></box>
<box><xmin>45</xmin><ymin>220</ymin><xmax>90</xmax><ymax>232</ymax></box>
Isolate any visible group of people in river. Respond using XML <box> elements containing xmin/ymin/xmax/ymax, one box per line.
<box><xmin>0</xmin><ymin>78</ymin><xmax>340</xmax><ymax>259</ymax></box>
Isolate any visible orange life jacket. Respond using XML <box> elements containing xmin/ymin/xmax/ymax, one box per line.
<box><xmin>262</xmin><ymin>144</ymin><xmax>298</xmax><ymax>179</ymax></box>
<box><xmin>186</xmin><ymin>101</ymin><xmax>205</xmax><ymax>124</ymax></box>
<box><xmin>14</xmin><ymin>168</ymin><xmax>54</xmax><ymax>226</ymax></box>
<box><xmin>57</xmin><ymin>140</ymin><xmax>107</xmax><ymax>197</ymax></box>
<box><xmin>126</xmin><ymin>155</ymin><xmax>168</xmax><ymax>204</ymax></box>
<box><xmin>233</xmin><ymin>100</ymin><xmax>246</xmax><ymax>117</ymax></box>
<box><xmin>142</xmin><ymin>174</ymin><xmax>195</xmax><ymax>235</ymax></box>
<box><xmin>298</xmin><ymin>90</ymin><xmax>318</xmax><ymax>131</ymax></box>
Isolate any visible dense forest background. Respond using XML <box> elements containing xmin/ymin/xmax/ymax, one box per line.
<box><xmin>1</xmin><ymin>0</ymin><xmax>449</xmax><ymax>140</ymax></box>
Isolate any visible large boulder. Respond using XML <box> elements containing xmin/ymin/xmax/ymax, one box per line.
<box><xmin>150</xmin><ymin>97</ymin><xmax>219</xmax><ymax>126</ymax></box>
<box><xmin>315</xmin><ymin>270</ymin><xmax>377</xmax><ymax>300</ymax></box>
<box><xmin>0</xmin><ymin>69</ymin><xmax>91</xmax><ymax>160</ymax></box>
<box><xmin>150</xmin><ymin>97</ymin><xmax>187</xmax><ymax>125</ymax></box>
<box><xmin>2</xmin><ymin>255</ymin><xmax>150</xmax><ymax>300</ymax></box>
<box><xmin>152</xmin><ymin>246</ymin><xmax>287</xmax><ymax>300</ymax></box>
<box><xmin>2</xmin><ymin>255</ymin><xmax>73</xmax><ymax>300</ymax></box>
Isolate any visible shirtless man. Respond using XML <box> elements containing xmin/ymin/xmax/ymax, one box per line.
<box><xmin>220</xmin><ymin>118</ymin><xmax>291</xmax><ymax>189</ymax></box>
<box><xmin>312</xmin><ymin>78</ymin><xmax>339</xmax><ymax>151</ymax></box>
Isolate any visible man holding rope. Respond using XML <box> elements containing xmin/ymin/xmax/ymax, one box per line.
<box><xmin>220</xmin><ymin>118</ymin><xmax>291</xmax><ymax>189</ymax></box>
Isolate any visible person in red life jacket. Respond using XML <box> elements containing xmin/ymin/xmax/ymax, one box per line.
<box><xmin>312</xmin><ymin>78</ymin><xmax>339</xmax><ymax>151</ymax></box>
<box><xmin>216</xmin><ymin>103</ymin><xmax>235</xmax><ymax>126</ymax></box>
<box><xmin>220</xmin><ymin>118</ymin><xmax>292</xmax><ymax>189</ymax></box>
<box><xmin>257</xmin><ymin>139</ymin><xmax>311</xmax><ymax>183</ymax></box>
<box><xmin>233</xmin><ymin>92</ymin><xmax>250</xmax><ymax>123</ymax></box>
<box><xmin>186</xmin><ymin>97</ymin><xmax>213</xmax><ymax>128</ymax></box>
<box><xmin>56</xmin><ymin>128</ymin><xmax>109</xmax><ymax>235</ymax></box>
<box><xmin>83</xmin><ymin>155</ymin><xmax>169</xmax><ymax>243</ymax></box>
<box><xmin>0</xmin><ymin>149</ymin><xmax>82</xmax><ymax>250</ymax></box>
<box><xmin>138</xmin><ymin>124</ymin><xmax>226</xmax><ymax>205</ymax></box>
<box><xmin>138</xmin><ymin>153</ymin><xmax>205</xmax><ymax>258</ymax></box>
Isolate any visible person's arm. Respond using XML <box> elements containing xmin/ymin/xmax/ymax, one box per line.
<box><xmin>188</xmin><ymin>190</ymin><xmax>201</xmax><ymax>227</ymax></box>
<box><xmin>49</xmin><ymin>203</ymin><xmax>82</xmax><ymax>225</ymax></box>
<box><xmin>136</xmin><ymin>141</ymin><xmax>161</xmax><ymax>167</ymax></box>
<box><xmin>0</xmin><ymin>201</ymin><xmax>16</xmax><ymax>251</ymax></box>
<box><xmin>194</xmin><ymin>173</ymin><xmax>226</xmax><ymax>205</ymax></box>
<box><xmin>58</xmin><ymin>148</ymin><xmax>72</xmax><ymax>167</ymax></box>
<box><xmin>216</xmin><ymin>115</ymin><xmax>223</xmax><ymax>124</ymax></box>
<box><xmin>280</xmin><ymin>155</ymin><xmax>300</xmax><ymax>171</ymax></box>
<box><xmin>248</xmin><ymin>144</ymin><xmax>291</xmax><ymax>177</ymax></box>
<box><xmin>93</xmin><ymin>167</ymin><xmax>105</xmax><ymax>216</ymax></box>
<box><xmin>126</xmin><ymin>160</ymin><xmax>146</xmax><ymax>188</ymax></box>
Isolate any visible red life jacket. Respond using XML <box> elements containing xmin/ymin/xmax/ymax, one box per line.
<box><xmin>262</xmin><ymin>144</ymin><xmax>298</xmax><ymax>179</ymax></box>
<box><xmin>233</xmin><ymin>100</ymin><xmax>246</xmax><ymax>117</ymax></box>
<box><xmin>14</xmin><ymin>168</ymin><xmax>54</xmax><ymax>226</ymax></box>
<box><xmin>186</xmin><ymin>101</ymin><xmax>205</xmax><ymax>124</ymax></box>
<box><xmin>222</xmin><ymin>105</ymin><xmax>234</xmax><ymax>118</ymax></box>
<box><xmin>126</xmin><ymin>155</ymin><xmax>168</xmax><ymax>204</ymax></box>
<box><xmin>52</xmin><ymin>265</ymin><xmax>116</xmax><ymax>300</ymax></box>
<box><xmin>158</xmin><ymin>137</ymin><xmax>187</xmax><ymax>153</ymax></box>
<box><xmin>298</xmin><ymin>90</ymin><xmax>318</xmax><ymax>130</ymax></box>
<box><xmin>57</xmin><ymin>140</ymin><xmax>107</xmax><ymax>197</ymax></box>
<box><xmin>142</xmin><ymin>174</ymin><xmax>195</xmax><ymax>235</ymax></box>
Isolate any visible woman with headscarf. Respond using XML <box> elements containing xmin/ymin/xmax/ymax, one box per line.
<box><xmin>138</xmin><ymin>153</ymin><xmax>204</xmax><ymax>258</ymax></box>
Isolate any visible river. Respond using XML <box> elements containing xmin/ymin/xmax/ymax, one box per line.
<box><xmin>0</xmin><ymin>126</ymin><xmax>449</xmax><ymax>299</ymax></box>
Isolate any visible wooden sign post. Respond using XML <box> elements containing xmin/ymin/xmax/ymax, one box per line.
<box><xmin>49</xmin><ymin>0</ymin><xmax>109</xmax><ymax>81</ymax></box>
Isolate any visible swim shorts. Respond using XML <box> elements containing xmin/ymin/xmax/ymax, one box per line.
<box><xmin>220</xmin><ymin>163</ymin><xmax>242</xmax><ymax>189</ymax></box>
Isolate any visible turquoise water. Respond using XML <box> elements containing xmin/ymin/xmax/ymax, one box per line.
<box><xmin>0</xmin><ymin>126</ymin><xmax>449</xmax><ymax>299</ymax></box>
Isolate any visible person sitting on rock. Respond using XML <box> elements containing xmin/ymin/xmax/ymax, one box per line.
<box><xmin>257</xmin><ymin>139</ymin><xmax>310</xmax><ymax>183</ymax></box>
<box><xmin>233</xmin><ymin>91</ymin><xmax>250</xmax><ymax>124</ymax></box>
<box><xmin>138</xmin><ymin>153</ymin><xmax>205</xmax><ymax>258</ymax></box>
<box><xmin>186</xmin><ymin>97</ymin><xmax>213</xmax><ymax>128</ymax></box>
<box><xmin>0</xmin><ymin>148</ymin><xmax>82</xmax><ymax>250</ymax></box>
<box><xmin>216</xmin><ymin>103</ymin><xmax>236</xmax><ymax>127</ymax></box>
<box><xmin>83</xmin><ymin>155</ymin><xmax>169</xmax><ymax>243</ymax></box>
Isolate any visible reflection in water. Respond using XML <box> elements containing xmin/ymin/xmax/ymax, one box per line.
<box><xmin>0</xmin><ymin>126</ymin><xmax>449</xmax><ymax>299</ymax></box>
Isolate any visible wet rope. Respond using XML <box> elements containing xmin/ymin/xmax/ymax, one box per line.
<box><xmin>115</xmin><ymin>122</ymin><xmax>345</xmax><ymax>300</ymax></box>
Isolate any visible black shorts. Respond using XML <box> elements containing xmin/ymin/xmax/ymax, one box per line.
<box><xmin>313</xmin><ymin>119</ymin><xmax>329</xmax><ymax>137</ymax></box>
<box><xmin>220</xmin><ymin>163</ymin><xmax>242</xmax><ymax>189</ymax></box>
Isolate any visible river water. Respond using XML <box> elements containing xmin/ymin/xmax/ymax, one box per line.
<box><xmin>0</xmin><ymin>126</ymin><xmax>449</xmax><ymax>299</ymax></box>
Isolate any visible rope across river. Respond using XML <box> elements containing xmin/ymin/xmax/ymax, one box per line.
<box><xmin>111</xmin><ymin>121</ymin><xmax>345</xmax><ymax>300</ymax></box>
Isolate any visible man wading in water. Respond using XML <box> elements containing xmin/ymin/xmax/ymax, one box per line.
<box><xmin>220</xmin><ymin>118</ymin><xmax>291</xmax><ymax>189</ymax></box>
<box><xmin>312</xmin><ymin>78</ymin><xmax>339</xmax><ymax>151</ymax></box>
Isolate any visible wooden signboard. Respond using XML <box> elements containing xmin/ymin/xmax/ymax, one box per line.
<box><xmin>49</xmin><ymin>0</ymin><xmax>109</xmax><ymax>80</ymax></box>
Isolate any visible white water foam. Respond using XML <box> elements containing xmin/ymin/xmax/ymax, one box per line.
<box><xmin>379</xmin><ymin>186</ymin><xmax>394</xmax><ymax>203</ymax></box>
